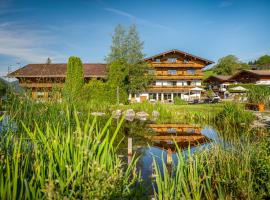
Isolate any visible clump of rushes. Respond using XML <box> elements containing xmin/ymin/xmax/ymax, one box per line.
<box><xmin>153</xmin><ymin>136</ymin><xmax>270</xmax><ymax>199</ymax></box>
<box><xmin>214</xmin><ymin>102</ymin><xmax>254</xmax><ymax>128</ymax></box>
<box><xmin>247</xmin><ymin>85</ymin><xmax>270</xmax><ymax>105</ymax></box>
<box><xmin>0</xmin><ymin>111</ymin><xmax>141</xmax><ymax>199</ymax></box>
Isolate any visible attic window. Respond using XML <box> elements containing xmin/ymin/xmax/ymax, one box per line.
<box><xmin>183</xmin><ymin>59</ymin><xmax>189</xmax><ymax>63</ymax></box>
<box><xmin>167</xmin><ymin>58</ymin><xmax>177</xmax><ymax>62</ymax></box>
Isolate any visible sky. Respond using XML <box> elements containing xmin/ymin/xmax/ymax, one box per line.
<box><xmin>0</xmin><ymin>0</ymin><xmax>270</xmax><ymax>74</ymax></box>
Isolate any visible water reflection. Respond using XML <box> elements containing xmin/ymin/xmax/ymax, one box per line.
<box><xmin>118</xmin><ymin>122</ymin><xmax>220</xmax><ymax>193</ymax></box>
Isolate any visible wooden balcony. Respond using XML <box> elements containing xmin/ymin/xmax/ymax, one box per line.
<box><xmin>154</xmin><ymin>75</ymin><xmax>204</xmax><ymax>80</ymax></box>
<box><xmin>20</xmin><ymin>83</ymin><xmax>63</xmax><ymax>88</ymax></box>
<box><xmin>150</xmin><ymin>62</ymin><xmax>203</xmax><ymax>68</ymax></box>
<box><xmin>147</xmin><ymin>85</ymin><xmax>202</xmax><ymax>92</ymax></box>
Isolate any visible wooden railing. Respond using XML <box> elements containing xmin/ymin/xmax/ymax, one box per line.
<box><xmin>148</xmin><ymin>85</ymin><xmax>202</xmax><ymax>91</ymax></box>
<box><xmin>154</xmin><ymin>75</ymin><xmax>204</xmax><ymax>80</ymax></box>
<box><xmin>20</xmin><ymin>83</ymin><xmax>64</xmax><ymax>88</ymax></box>
<box><xmin>150</xmin><ymin>62</ymin><xmax>203</xmax><ymax>68</ymax></box>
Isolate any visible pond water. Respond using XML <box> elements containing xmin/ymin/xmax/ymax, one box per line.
<box><xmin>117</xmin><ymin>122</ymin><xmax>220</xmax><ymax>193</ymax></box>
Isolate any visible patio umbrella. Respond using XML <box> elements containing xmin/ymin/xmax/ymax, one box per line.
<box><xmin>230</xmin><ymin>86</ymin><xmax>248</xmax><ymax>91</ymax></box>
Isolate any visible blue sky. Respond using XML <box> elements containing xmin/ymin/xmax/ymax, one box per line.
<box><xmin>0</xmin><ymin>0</ymin><xmax>270</xmax><ymax>74</ymax></box>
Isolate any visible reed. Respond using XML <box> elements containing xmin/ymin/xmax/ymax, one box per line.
<box><xmin>0</xmin><ymin>111</ymin><xmax>141</xmax><ymax>199</ymax></box>
<box><xmin>214</xmin><ymin>102</ymin><xmax>254</xmax><ymax>128</ymax></box>
<box><xmin>153</xmin><ymin>135</ymin><xmax>270</xmax><ymax>199</ymax></box>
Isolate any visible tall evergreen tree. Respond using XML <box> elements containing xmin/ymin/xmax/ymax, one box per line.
<box><xmin>106</xmin><ymin>25</ymin><xmax>127</xmax><ymax>64</ymax></box>
<box><xmin>106</xmin><ymin>24</ymin><xmax>154</xmax><ymax>94</ymax></box>
<box><xmin>126</xmin><ymin>24</ymin><xmax>144</xmax><ymax>64</ymax></box>
<box><xmin>64</xmin><ymin>56</ymin><xmax>84</xmax><ymax>100</ymax></box>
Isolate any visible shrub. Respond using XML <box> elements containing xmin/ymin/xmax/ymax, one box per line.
<box><xmin>174</xmin><ymin>97</ymin><xmax>187</xmax><ymax>105</ymax></box>
<box><xmin>247</xmin><ymin>85</ymin><xmax>270</xmax><ymax>105</ymax></box>
<box><xmin>214</xmin><ymin>102</ymin><xmax>254</xmax><ymax>127</ymax></box>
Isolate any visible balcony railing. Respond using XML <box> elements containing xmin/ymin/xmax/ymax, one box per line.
<box><xmin>150</xmin><ymin>62</ymin><xmax>203</xmax><ymax>68</ymax></box>
<box><xmin>154</xmin><ymin>75</ymin><xmax>204</xmax><ymax>80</ymax></box>
<box><xmin>20</xmin><ymin>83</ymin><xmax>63</xmax><ymax>88</ymax></box>
<box><xmin>148</xmin><ymin>85</ymin><xmax>203</xmax><ymax>92</ymax></box>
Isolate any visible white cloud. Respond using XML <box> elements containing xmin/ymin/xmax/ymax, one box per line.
<box><xmin>0</xmin><ymin>22</ymin><xmax>67</xmax><ymax>64</ymax></box>
<box><xmin>105</xmin><ymin>7</ymin><xmax>173</xmax><ymax>31</ymax></box>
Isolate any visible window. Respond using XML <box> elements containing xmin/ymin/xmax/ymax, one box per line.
<box><xmin>187</xmin><ymin>69</ymin><xmax>196</xmax><ymax>75</ymax></box>
<box><xmin>149</xmin><ymin>93</ymin><xmax>157</xmax><ymax>100</ymax></box>
<box><xmin>187</xmin><ymin>81</ymin><xmax>191</xmax><ymax>86</ymax></box>
<box><xmin>168</xmin><ymin>69</ymin><xmax>177</xmax><ymax>75</ymax></box>
<box><xmin>167</xmin><ymin>81</ymin><xmax>177</xmax><ymax>86</ymax></box>
<box><xmin>148</xmin><ymin>69</ymin><xmax>156</xmax><ymax>75</ymax></box>
<box><xmin>152</xmin><ymin>81</ymin><xmax>156</xmax><ymax>86</ymax></box>
<box><xmin>155</xmin><ymin>58</ymin><xmax>161</xmax><ymax>62</ymax></box>
<box><xmin>164</xmin><ymin>93</ymin><xmax>172</xmax><ymax>100</ymax></box>
<box><xmin>183</xmin><ymin>58</ymin><xmax>190</xmax><ymax>63</ymax></box>
<box><xmin>167</xmin><ymin>58</ymin><xmax>177</xmax><ymax>62</ymax></box>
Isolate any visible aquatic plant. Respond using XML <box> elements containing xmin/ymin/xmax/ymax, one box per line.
<box><xmin>0</xmin><ymin>112</ymin><xmax>140</xmax><ymax>199</ymax></box>
<box><xmin>153</xmin><ymin>136</ymin><xmax>270</xmax><ymax>199</ymax></box>
<box><xmin>247</xmin><ymin>85</ymin><xmax>270</xmax><ymax>105</ymax></box>
<box><xmin>173</xmin><ymin>97</ymin><xmax>188</xmax><ymax>105</ymax></box>
<box><xmin>214</xmin><ymin>102</ymin><xmax>254</xmax><ymax>128</ymax></box>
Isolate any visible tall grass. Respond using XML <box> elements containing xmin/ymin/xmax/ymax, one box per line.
<box><xmin>214</xmin><ymin>102</ymin><xmax>254</xmax><ymax>128</ymax></box>
<box><xmin>0</xmin><ymin>111</ymin><xmax>141</xmax><ymax>199</ymax></box>
<box><xmin>153</xmin><ymin>135</ymin><xmax>270</xmax><ymax>199</ymax></box>
<box><xmin>247</xmin><ymin>85</ymin><xmax>270</xmax><ymax>108</ymax></box>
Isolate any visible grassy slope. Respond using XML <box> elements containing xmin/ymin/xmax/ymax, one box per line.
<box><xmin>202</xmin><ymin>69</ymin><xmax>216</xmax><ymax>80</ymax></box>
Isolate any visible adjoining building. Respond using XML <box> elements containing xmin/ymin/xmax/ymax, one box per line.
<box><xmin>203</xmin><ymin>75</ymin><xmax>233</xmax><ymax>97</ymax></box>
<box><xmin>203</xmin><ymin>69</ymin><xmax>270</xmax><ymax>99</ymax></box>
<box><xmin>229</xmin><ymin>70</ymin><xmax>270</xmax><ymax>85</ymax></box>
<box><xmin>8</xmin><ymin>49</ymin><xmax>214</xmax><ymax>102</ymax></box>
<box><xmin>8</xmin><ymin>63</ymin><xmax>107</xmax><ymax>99</ymax></box>
<box><xmin>129</xmin><ymin>49</ymin><xmax>214</xmax><ymax>102</ymax></box>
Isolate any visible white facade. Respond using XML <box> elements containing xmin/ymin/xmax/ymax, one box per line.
<box><xmin>128</xmin><ymin>80</ymin><xmax>203</xmax><ymax>103</ymax></box>
<box><xmin>256</xmin><ymin>80</ymin><xmax>270</xmax><ymax>85</ymax></box>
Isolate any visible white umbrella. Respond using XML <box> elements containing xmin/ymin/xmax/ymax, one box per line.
<box><xmin>189</xmin><ymin>87</ymin><xmax>204</xmax><ymax>100</ymax></box>
<box><xmin>230</xmin><ymin>86</ymin><xmax>247</xmax><ymax>91</ymax></box>
<box><xmin>190</xmin><ymin>87</ymin><xmax>204</xmax><ymax>91</ymax></box>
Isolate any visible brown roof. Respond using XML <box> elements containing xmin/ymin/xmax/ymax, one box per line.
<box><xmin>204</xmin><ymin>75</ymin><xmax>232</xmax><ymax>82</ymax></box>
<box><xmin>229</xmin><ymin>70</ymin><xmax>270</xmax><ymax>81</ymax></box>
<box><xmin>244</xmin><ymin>70</ymin><xmax>270</xmax><ymax>76</ymax></box>
<box><xmin>8</xmin><ymin>63</ymin><xmax>107</xmax><ymax>78</ymax></box>
<box><xmin>144</xmin><ymin>49</ymin><xmax>214</xmax><ymax>65</ymax></box>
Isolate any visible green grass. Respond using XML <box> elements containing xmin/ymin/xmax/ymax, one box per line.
<box><xmin>0</xmin><ymin>111</ymin><xmax>141</xmax><ymax>199</ymax></box>
<box><xmin>202</xmin><ymin>69</ymin><xmax>217</xmax><ymax>80</ymax></box>
<box><xmin>153</xmin><ymin>135</ymin><xmax>270</xmax><ymax>199</ymax></box>
<box><xmin>2</xmin><ymin>93</ymin><xmax>269</xmax><ymax>199</ymax></box>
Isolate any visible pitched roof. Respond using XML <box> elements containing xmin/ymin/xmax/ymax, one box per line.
<box><xmin>244</xmin><ymin>70</ymin><xmax>270</xmax><ymax>76</ymax></box>
<box><xmin>144</xmin><ymin>49</ymin><xmax>214</xmax><ymax>65</ymax></box>
<box><xmin>229</xmin><ymin>69</ymin><xmax>270</xmax><ymax>81</ymax></box>
<box><xmin>204</xmin><ymin>75</ymin><xmax>232</xmax><ymax>82</ymax></box>
<box><xmin>8</xmin><ymin>63</ymin><xmax>107</xmax><ymax>78</ymax></box>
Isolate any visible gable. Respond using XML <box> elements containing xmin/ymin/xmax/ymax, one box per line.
<box><xmin>144</xmin><ymin>49</ymin><xmax>214</xmax><ymax>66</ymax></box>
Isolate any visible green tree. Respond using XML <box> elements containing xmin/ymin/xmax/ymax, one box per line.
<box><xmin>106</xmin><ymin>24</ymin><xmax>154</xmax><ymax>95</ymax></box>
<box><xmin>126</xmin><ymin>24</ymin><xmax>144</xmax><ymax>64</ymax></box>
<box><xmin>106</xmin><ymin>25</ymin><xmax>127</xmax><ymax>64</ymax></box>
<box><xmin>213</xmin><ymin>55</ymin><xmax>249</xmax><ymax>75</ymax></box>
<box><xmin>64</xmin><ymin>56</ymin><xmax>84</xmax><ymax>100</ymax></box>
<box><xmin>254</xmin><ymin>55</ymin><xmax>270</xmax><ymax>69</ymax></box>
